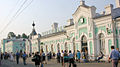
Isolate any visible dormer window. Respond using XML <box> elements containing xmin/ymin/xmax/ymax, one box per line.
<box><xmin>78</xmin><ymin>17</ymin><xmax>86</xmax><ymax>25</ymax></box>
<box><xmin>80</xmin><ymin>18</ymin><xmax>84</xmax><ymax>23</ymax></box>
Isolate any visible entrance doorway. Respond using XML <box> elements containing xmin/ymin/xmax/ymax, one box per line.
<box><xmin>99</xmin><ymin>33</ymin><xmax>105</xmax><ymax>54</ymax></box>
<box><xmin>81</xmin><ymin>35</ymin><xmax>88</xmax><ymax>52</ymax></box>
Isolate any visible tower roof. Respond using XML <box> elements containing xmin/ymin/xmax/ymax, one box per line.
<box><xmin>30</xmin><ymin>28</ymin><xmax>37</xmax><ymax>35</ymax></box>
<box><xmin>30</xmin><ymin>22</ymin><xmax>37</xmax><ymax>36</ymax></box>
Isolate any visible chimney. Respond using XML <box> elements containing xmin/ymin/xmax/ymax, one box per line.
<box><xmin>51</xmin><ymin>23</ymin><xmax>58</xmax><ymax>30</ymax></box>
<box><xmin>80</xmin><ymin>0</ymin><xmax>85</xmax><ymax>6</ymax></box>
<box><xmin>104</xmin><ymin>4</ymin><xmax>113</xmax><ymax>15</ymax></box>
<box><xmin>67</xmin><ymin>19</ymin><xmax>74</xmax><ymax>25</ymax></box>
<box><xmin>116</xmin><ymin>0</ymin><xmax>120</xmax><ymax>8</ymax></box>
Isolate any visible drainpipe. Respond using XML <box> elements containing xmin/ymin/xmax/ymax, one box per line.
<box><xmin>112</xmin><ymin>18</ymin><xmax>117</xmax><ymax>48</ymax></box>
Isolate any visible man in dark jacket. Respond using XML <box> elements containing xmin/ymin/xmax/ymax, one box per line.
<box><xmin>16</xmin><ymin>51</ymin><xmax>20</xmax><ymax>64</ymax></box>
<box><xmin>33</xmin><ymin>52</ymin><xmax>41</xmax><ymax>67</ymax></box>
<box><xmin>57</xmin><ymin>50</ymin><xmax>61</xmax><ymax>63</ymax></box>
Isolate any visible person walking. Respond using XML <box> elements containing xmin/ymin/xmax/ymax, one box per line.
<box><xmin>63</xmin><ymin>50</ymin><xmax>69</xmax><ymax>67</ymax></box>
<box><xmin>33</xmin><ymin>52</ymin><xmax>41</xmax><ymax>67</ymax></box>
<box><xmin>0</xmin><ymin>52</ymin><xmax>1</xmax><ymax>66</ymax></box>
<box><xmin>77</xmin><ymin>50</ymin><xmax>81</xmax><ymax>63</ymax></box>
<box><xmin>47</xmin><ymin>52</ymin><xmax>50</xmax><ymax>61</ymax></box>
<box><xmin>61</xmin><ymin>50</ymin><xmax>64</xmax><ymax>66</ymax></box>
<box><xmin>1</xmin><ymin>52</ymin><xmax>3</xmax><ymax>60</ymax></box>
<box><xmin>10</xmin><ymin>52</ymin><xmax>14</xmax><ymax>61</ymax></box>
<box><xmin>57</xmin><ymin>50</ymin><xmax>61</xmax><ymax>63</ymax></box>
<box><xmin>16</xmin><ymin>51</ymin><xmax>20</xmax><ymax>64</ymax></box>
<box><xmin>40</xmin><ymin>51</ymin><xmax>44</xmax><ymax>67</ymax></box>
<box><xmin>42</xmin><ymin>51</ymin><xmax>46</xmax><ymax>64</ymax></box>
<box><xmin>109</xmin><ymin>46</ymin><xmax>120</xmax><ymax>67</ymax></box>
<box><xmin>68</xmin><ymin>50</ymin><xmax>75</xmax><ymax>67</ymax></box>
<box><xmin>22</xmin><ymin>52</ymin><xmax>27</xmax><ymax>65</ymax></box>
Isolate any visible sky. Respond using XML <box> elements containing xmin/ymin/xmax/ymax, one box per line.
<box><xmin>0</xmin><ymin>0</ymin><xmax>115</xmax><ymax>40</ymax></box>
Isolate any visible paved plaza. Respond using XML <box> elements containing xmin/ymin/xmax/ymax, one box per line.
<box><xmin>1</xmin><ymin>58</ymin><xmax>120</xmax><ymax>67</ymax></box>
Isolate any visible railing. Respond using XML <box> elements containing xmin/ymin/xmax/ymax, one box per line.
<box><xmin>42</xmin><ymin>26</ymin><xmax>65</xmax><ymax>36</ymax></box>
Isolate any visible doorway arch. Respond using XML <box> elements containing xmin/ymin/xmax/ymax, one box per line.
<box><xmin>81</xmin><ymin>35</ymin><xmax>88</xmax><ymax>52</ymax></box>
<box><xmin>51</xmin><ymin>44</ymin><xmax>53</xmax><ymax>52</ymax></box>
<box><xmin>65</xmin><ymin>42</ymin><xmax>68</xmax><ymax>51</ymax></box>
<box><xmin>99</xmin><ymin>33</ymin><xmax>105</xmax><ymax>54</ymax></box>
<box><xmin>57</xmin><ymin>43</ymin><xmax>60</xmax><ymax>51</ymax></box>
<box><xmin>73</xmin><ymin>37</ymin><xmax>75</xmax><ymax>51</ymax></box>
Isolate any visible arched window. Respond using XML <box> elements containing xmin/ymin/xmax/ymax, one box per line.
<box><xmin>57</xmin><ymin>43</ymin><xmax>60</xmax><ymax>51</ymax></box>
<box><xmin>73</xmin><ymin>38</ymin><xmax>75</xmax><ymax>51</ymax></box>
<box><xmin>46</xmin><ymin>45</ymin><xmax>48</xmax><ymax>53</ymax></box>
<box><xmin>51</xmin><ymin>44</ymin><xmax>53</xmax><ymax>52</ymax></box>
<box><xmin>65</xmin><ymin>42</ymin><xmax>68</xmax><ymax>51</ymax></box>
<box><xmin>99</xmin><ymin>33</ymin><xmax>105</xmax><ymax>54</ymax></box>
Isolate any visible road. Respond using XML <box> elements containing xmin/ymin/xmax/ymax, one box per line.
<box><xmin>1</xmin><ymin>58</ymin><xmax>120</xmax><ymax>67</ymax></box>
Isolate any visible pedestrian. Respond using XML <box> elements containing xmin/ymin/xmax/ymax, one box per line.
<box><xmin>68</xmin><ymin>50</ymin><xmax>75</xmax><ymax>67</ymax></box>
<box><xmin>116</xmin><ymin>48</ymin><xmax>120</xmax><ymax>62</ymax></box>
<box><xmin>33</xmin><ymin>52</ymin><xmax>41</xmax><ymax>67</ymax></box>
<box><xmin>73</xmin><ymin>50</ymin><xmax>76</xmax><ymax>59</ymax></box>
<box><xmin>4</xmin><ymin>52</ymin><xmax>8</xmax><ymax>60</ymax></box>
<box><xmin>85</xmin><ymin>49</ymin><xmax>88</xmax><ymax>62</ymax></box>
<box><xmin>42</xmin><ymin>51</ymin><xmax>46</xmax><ymax>64</ymax></box>
<box><xmin>81</xmin><ymin>50</ymin><xmax>85</xmax><ymax>62</ymax></box>
<box><xmin>47</xmin><ymin>52</ymin><xmax>50</xmax><ymax>61</ymax></box>
<box><xmin>29</xmin><ymin>53</ymin><xmax>31</xmax><ymax>57</ymax></box>
<box><xmin>0</xmin><ymin>52</ymin><xmax>1</xmax><ymax>66</ymax></box>
<box><xmin>97</xmin><ymin>51</ymin><xmax>104</xmax><ymax>62</ymax></box>
<box><xmin>10</xmin><ymin>52</ymin><xmax>14</xmax><ymax>61</ymax></box>
<box><xmin>40</xmin><ymin>51</ymin><xmax>44</xmax><ymax>67</ymax></box>
<box><xmin>109</xmin><ymin>46</ymin><xmax>120</xmax><ymax>67</ymax></box>
<box><xmin>49</xmin><ymin>52</ymin><xmax>52</xmax><ymax>59</ymax></box>
<box><xmin>53</xmin><ymin>52</ymin><xmax>56</xmax><ymax>58</ymax></box>
<box><xmin>16</xmin><ymin>51</ymin><xmax>20</xmax><ymax>64</ymax></box>
<box><xmin>63</xmin><ymin>50</ymin><xmax>69</xmax><ymax>67</ymax></box>
<box><xmin>22</xmin><ymin>52</ymin><xmax>27</xmax><ymax>65</ymax></box>
<box><xmin>1</xmin><ymin>52</ymin><xmax>3</xmax><ymax>60</ymax></box>
<box><xmin>77</xmin><ymin>50</ymin><xmax>81</xmax><ymax>63</ymax></box>
<box><xmin>57</xmin><ymin>50</ymin><xmax>61</xmax><ymax>63</ymax></box>
<box><xmin>61</xmin><ymin>50</ymin><xmax>64</xmax><ymax>66</ymax></box>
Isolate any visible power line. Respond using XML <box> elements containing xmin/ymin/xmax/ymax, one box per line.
<box><xmin>0</xmin><ymin>0</ymin><xmax>21</xmax><ymax>30</ymax></box>
<box><xmin>15</xmin><ymin>0</ymin><xmax>34</xmax><ymax>20</ymax></box>
<box><xmin>12</xmin><ymin>0</ymin><xmax>28</xmax><ymax>18</ymax></box>
<box><xmin>0</xmin><ymin>0</ymin><xmax>28</xmax><ymax>34</ymax></box>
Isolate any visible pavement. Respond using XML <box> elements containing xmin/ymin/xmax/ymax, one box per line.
<box><xmin>0</xmin><ymin>58</ymin><xmax>120</xmax><ymax>67</ymax></box>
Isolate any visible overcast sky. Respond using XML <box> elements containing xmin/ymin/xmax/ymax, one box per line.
<box><xmin>0</xmin><ymin>0</ymin><xmax>115</xmax><ymax>40</ymax></box>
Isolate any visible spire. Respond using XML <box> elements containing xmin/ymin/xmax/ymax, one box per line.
<box><xmin>30</xmin><ymin>21</ymin><xmax>37</xmax><ymax>36</ymax></box>
<box><xmin>32</xmin><ymin>21</ymin><xmax>35</xmax><ymax>28</ymax></box>
<box><xmin>80</xmin><ymin>0</ymin><xmax>85</xmax><ymax>5</ymax></box>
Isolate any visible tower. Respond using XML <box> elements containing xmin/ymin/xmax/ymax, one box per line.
<box><xmin>30</xmin><ymin>21</ymin><xmax>37</xmax><ymax>36</ymax></box>
<box><xmin>116</xmin><ymin>0</ymin><xmax>120</xmax><ymax>8</ymax></box>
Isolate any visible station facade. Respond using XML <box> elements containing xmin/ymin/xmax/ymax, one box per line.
<box><xmin>34</xmin><ymin>0</ymin><xmax>120</xmax><ymax>60</ymax></box>
<box><xmin>1</xmin><ymin>0</ymin><xmax>120</xmax><ymax>60</ymax></box>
